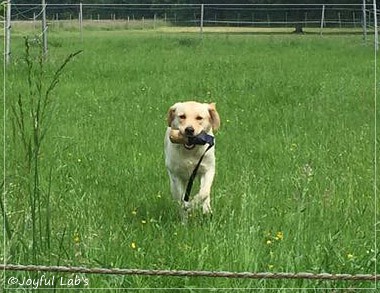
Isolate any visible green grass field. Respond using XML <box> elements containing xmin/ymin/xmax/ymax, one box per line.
<box><xmin>2</xmin><ymin>29</ymin><xmax>378</xmax><ymax>291</ymax></box>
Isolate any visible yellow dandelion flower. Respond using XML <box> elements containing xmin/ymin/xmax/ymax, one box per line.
<box><xmin>132</xmin><ymin>210</ymin><xmax>137</xmax><ymax>216</ymax></box>
<box><xmin>131</xmin><ymin>242</ymin><xmax>137</xmax><ymax>249</ymax></box>
<box><xmin>347</xmin><ymin>253</ymin><xmax>354</xmax><ymax>260</ymax></box>
<box><xmin>268</xmin><ymin>264</ymin><xmax>274</xmax><ymax>269</ymax></box>
<box><xmin>73</xmin><ymin>232</ymin><xmax>80</xmax><ymax>244</ymax></box>
<box><xmin>275</xmin><ymin>231</ymin><xmax>284</xmax><ymax>241</ymax></box>
<box><xmin>141</xmin><ymin>220</ymin><xmax>147</xmax><ymax>224</ymax></box>
<box><xmin>266</xmin><ymin>240</ymin><xmax>272</xmax><ymax>245</ymax></box>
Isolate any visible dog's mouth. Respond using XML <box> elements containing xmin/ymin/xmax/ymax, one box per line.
<box><xmin>184</xmin><ymin>142</ymin><xmax>196</xmax><ymax>150</ymax></box>
<box><xmin>183</xmin><ymin>132</ymin><xmax>215</xmax><ymax>150</ymax></box>
<box><xmin>183</xmin><ymin>134</ymin><xmax>196</xmax><ymax>150</ymax></box>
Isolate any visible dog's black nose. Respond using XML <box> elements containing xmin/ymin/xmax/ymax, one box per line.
<box><xmin>185</xmin><ymin>126</ymin><xmax>195</xmax><ymax>136</ymax></box>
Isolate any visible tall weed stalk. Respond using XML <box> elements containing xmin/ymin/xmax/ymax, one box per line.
<box><xmin>9</xmin><ymin>37</ymin><xmax>81</xmax><ymax>263</ymax></box>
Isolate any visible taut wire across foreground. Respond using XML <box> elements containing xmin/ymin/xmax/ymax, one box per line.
<box><xmin>1</xmin><ymin>264</ymin><xmax>378</xmax><ymax>282</ymax></box>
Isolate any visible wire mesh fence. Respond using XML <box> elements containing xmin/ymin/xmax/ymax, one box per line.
<box><xmin>7</xmin><ymin>3</ymin><xmax>377</xmax><ymax>33</ymax></box>
<box><xmin>3</xmin><ymin>2</ymin><xmax>379</xmax><ymax>63</ymax></box>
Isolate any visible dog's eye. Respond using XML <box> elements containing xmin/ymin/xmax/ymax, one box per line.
<box><xmin>179</xmin><ymin>114</ymin><xmax>186</xmax><ymax>120</ymax></box>
<box><xmin>196</xmin><ymin>116</ymin><xmax>203</xmax><ymax>121</ymax></box>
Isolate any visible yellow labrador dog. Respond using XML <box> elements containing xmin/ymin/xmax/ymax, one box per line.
<box><xmin>164</xmin><ymin>101</ymin><xmax>220</xmax><ymax>215</ymax></box>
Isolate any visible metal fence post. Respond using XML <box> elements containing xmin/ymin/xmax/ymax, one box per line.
<box><xmin>5</xmin><ymin>0</ymin><xmax>11</xmax><ymax>64</ymax></box>
<box><xmin>338</xmin><ymin>12</ymin><xmax>342</xmax><ymax>28</ymax></box>
<box><xmin>200</xmin><ymin>4</ymin><xmax>204</xmax><ymax>37</ymax></box>
<box><xmin>320</xmin><ymin>5</ymin><xmax>325</xmax><ymax>36</ymax></box>
<box><xmin>363</xmin><ymin>0</ymin><xmax>367</xmax><ymax>43</ymax></box>
<box><xmin>79</xmin><ymin>2</ymin><xmax>83</xmax><ymax>42</ymax></box>
<box><xmin>374</xmin><ymin>0</ymin><xmax>378</xmax><ymax>51</ymax></box>
<box><xmin>41</xmin><ymin>0</ymin><xmax>48</xmax><ymax>58</ymax></box>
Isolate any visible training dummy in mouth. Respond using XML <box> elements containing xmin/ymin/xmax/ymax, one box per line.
<box><xmin>169</xmin><ymin>129</ymin><xmax>214</xmax><ymax>146</ymax></box>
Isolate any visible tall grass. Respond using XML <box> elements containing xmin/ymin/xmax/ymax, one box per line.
<box><xmin>5</xmin><ymin>37</ymin><xmax>81</xmax><ymax>266</ymax></box>
<box><xmin>3</xmin><ymin>31</ymin><xmax>377</xmax><ymax>291</ymax></box>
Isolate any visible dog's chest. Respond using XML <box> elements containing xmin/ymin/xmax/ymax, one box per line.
<box><xmin>170</xmin><ymin>149</ymin><xmax>210</xmax><ymax>177</ymax></box>
<box><xmin>182</xmin><ymin>158</ymin><xmax>199</xmax><ymax>171</ymax></box>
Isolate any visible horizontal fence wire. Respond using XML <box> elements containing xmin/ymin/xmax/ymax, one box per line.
<box><xmin>1</xmin><ymin>264</ymin><xmax>378</xmax><ymax>282</ymax></box>
<box><xmin>8</xmin><ymin>3</ymin><xmax>377</xmax><ymax>35</ymax></box>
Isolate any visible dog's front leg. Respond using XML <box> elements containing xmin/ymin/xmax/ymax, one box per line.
<box><xmin>169</xmin><ymin>173</ymin><xmax>186</xmax><ymax>202</ymax></box>
<box><xmin>191</xmin><ymin>169</ymin><xmax>215</xmax><ymax>214</ymax></box>
<box><xmin>169</xmin><ymin>173</ymin><xmax>190</xmax><ymax>221</ymax></box>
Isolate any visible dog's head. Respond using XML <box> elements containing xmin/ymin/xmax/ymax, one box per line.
<box><xmin>167</xmin><ymin>101</ymin><xmax>220</xmax><ymax>138</ymax></box>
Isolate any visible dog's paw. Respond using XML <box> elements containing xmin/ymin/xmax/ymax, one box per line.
<box><xmin>202</xmin><ymin>202</ymin><xmax>213</xmax><ymax>215</ymax></box>
<box><xmin>183</xmin><ymin>200</ymin><xmax>191</xmax><ymax>211</ymax></box>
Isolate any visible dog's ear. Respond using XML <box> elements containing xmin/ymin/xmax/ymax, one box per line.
<box><xmin>167</xmin><ymin>104</ymin><xmax>177</xmax><ymax>127</ymax></box>
<box><xmin>208</xmin><ymin>103</ymin><xmax>220</xmax><ymax>132</ymax></box>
